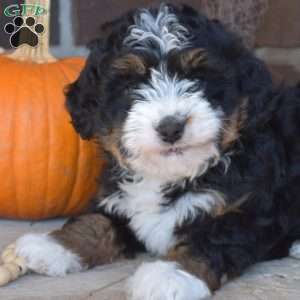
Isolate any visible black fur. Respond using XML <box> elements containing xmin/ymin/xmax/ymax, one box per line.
<box><xmin>66</xmin><ymin>3</ymin><xmax>300</xmax><ymax>293</ymax></box>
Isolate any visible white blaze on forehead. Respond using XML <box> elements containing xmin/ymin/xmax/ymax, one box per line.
<box><xmin>123</xmin><ymin>4</ymin><xmax>190</xmax><ymax>54</ymax></box>
<box><xmin>122</xmin><ymin>67</ymin><xmax>222</xmax><ymax>180</ymax></box>
<box><xmin>135</xmin><ymin>67</ymin><xmax>199</xmax><ymax>101</ymax></box>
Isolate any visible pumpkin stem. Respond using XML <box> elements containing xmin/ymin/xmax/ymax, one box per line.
<box><xmin>6</xmin><ymin>0</ymin><xmax>57</xmax><ymax>63</ymax></box>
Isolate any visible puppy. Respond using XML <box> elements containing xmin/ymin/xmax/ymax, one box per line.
<box><xmin>10</xmin><ymin>4</ymin><xmax>300</xmax><ymax>300</ymax></box>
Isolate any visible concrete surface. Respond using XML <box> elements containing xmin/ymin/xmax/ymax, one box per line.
<box><xmin>0</xmin><ymin>219</ymin><xmax>300</xmax><ymax>300</ymax></box>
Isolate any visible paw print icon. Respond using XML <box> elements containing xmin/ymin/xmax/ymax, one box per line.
<box><xmin>4</xmin><ymin>16</ymin><xmax>44</xmax><ymax>48</ymax></box>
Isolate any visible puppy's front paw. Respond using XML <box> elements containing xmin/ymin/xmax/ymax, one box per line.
<box><xmin>15</xmin><ymin>233</ymin><xmax>83</xmax><ymax>276</ymax></box>
<box><xmin>126</xmin><ymin>261</ymin><xmax>211</xmax><ymax>300</ymax></box>
<box><xmin>289</xmin><ymin>241</ymin><xmax>300</xmax><ymax>259</ymax></box>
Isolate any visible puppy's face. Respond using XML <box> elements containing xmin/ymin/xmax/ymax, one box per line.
<box><xmin>116</xmin><ymin>52</ymin><xmax>222</xmax><ymax>180</ymax></box>
<box><xmin>67</xmin><ymin>5</ymin><xmax>267</xmax><ymax>180</ymax></box>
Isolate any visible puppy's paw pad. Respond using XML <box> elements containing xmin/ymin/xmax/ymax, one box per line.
<box><xmin>126</xmin><ymin>261</ymin><xmax>211</xmax><ymax>300</ymax></box>
<box><xmin>289</xmin><ymin>241</ymin><xmax>300</xmax><ymax>259</ymax></box>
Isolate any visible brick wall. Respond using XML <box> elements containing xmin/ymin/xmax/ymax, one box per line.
<box><xmin>0</xmin><ymin>0</ymin><xmax>299</xmax><ymax>85</ymax></box>
<box><xmin>255</xmin><ymin>0</ymin><xmax>300</xmax><ymax>85</ymax></box>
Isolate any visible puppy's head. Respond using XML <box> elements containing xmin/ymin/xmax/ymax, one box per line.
<box><xmin>66</xmin><ymin>4</ymin><xmax>271</xmax><ymax>180</ymax></box>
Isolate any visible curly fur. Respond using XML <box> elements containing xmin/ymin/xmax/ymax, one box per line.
<box><xmin>63</xmin><ymin>3</ymin><xmax>300</xmax><ymax>298</ymax></box>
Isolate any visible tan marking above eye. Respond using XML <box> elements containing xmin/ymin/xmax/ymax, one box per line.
<box><xmin>112</xmin><ymin>54</ymin><xmax>146</xmax><ymax>75</ymax></box>
<box><xmin>180</xmin><ymin>48</ymin><xmax>207</xmax><ymax>70</ymax></box>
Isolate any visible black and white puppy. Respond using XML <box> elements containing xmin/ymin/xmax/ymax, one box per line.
<box><xmin>12</xmin><ymin>4</ymin><xmax>300</xmax><ymax>300</ymax></box>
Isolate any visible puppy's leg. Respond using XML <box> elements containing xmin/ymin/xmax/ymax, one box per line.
<box><xmin>126</xmin><ymin>244</ymin><xmax>215</xmax><ymax>300</ymax></box>
<box><xmin>127</xmin><ymin>210</ymin><xmax>289</xmax><ymax>300</ymax></box>
<box><xmin>127</xmin><ymin>260</ymin><xmax>211</xmax><ymax>300</ymax></box>
<box><xmin>13</xmin><ymin>214</ymin><xmax>142</xmax><ymax>277</ymax></box>
<box><xmin>166</xmin><ymin>244</ymin><xmax>221</xmax><ymax>291</ymax></box>
<box><xmin>289</xmin><ymin>241</ymin><xmax>300</xmax><ymax>259</ymax></box>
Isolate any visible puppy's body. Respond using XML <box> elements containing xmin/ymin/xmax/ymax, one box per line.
<box><xmin>11</xmin><ymin>4</ymin><xmax>300</xmax><ymax>299</ymax></box>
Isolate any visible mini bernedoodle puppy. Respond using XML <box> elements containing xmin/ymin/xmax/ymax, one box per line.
<box><xmin>9</xmin><ymin>4</ymin><xmax>300</xmax><ymax>299</ymax></box>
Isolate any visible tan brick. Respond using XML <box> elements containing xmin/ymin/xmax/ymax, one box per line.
<box><xmin>256</xmin><ymin>0</ymin><xmax>300</xmax><ymax>48</ymax></box>
<box><xmin>1</xmin><ymin>220</ymin><xmax>300</xmax><ymax>300</ymax></box>
<box><xmin>267</xmin><ymin>64</ymin><xmax>300</xmax><ymax>86</ymax></box>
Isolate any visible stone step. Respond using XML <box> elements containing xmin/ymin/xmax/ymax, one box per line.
<box><xmin>0</xmin><ymin>219</ymin><xmax>299</xmax><ymax>300</ymax></box>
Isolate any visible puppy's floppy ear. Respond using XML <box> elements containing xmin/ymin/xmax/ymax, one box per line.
<box><xmin>66</xmin><ymin>72</ymin><xmax>96</xmax><ymax>139</ymax></box>
<box><xmin>66</xmin><ymin>14</ymin><xmax>136</xmax><ymax>140</ymax></box>
<box><xmin>66</xmin><ymin>17</ymin><xmax>130</xmax><ymax>139</ymax></box>
<box><xmin>65</xmin><ymin>46</ymin><xmax>105</xmax><ymax>140</ymax></box>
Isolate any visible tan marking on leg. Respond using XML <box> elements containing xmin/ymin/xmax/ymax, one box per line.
<box><xmin>166</xmin><ymin>244</ymin><xmax>220</xmax><ymax>291</ymax></box>
<box><xmin>51</xmin><ymin>214</ymin><xmax>125</xmax><ymax>268</ymax></box>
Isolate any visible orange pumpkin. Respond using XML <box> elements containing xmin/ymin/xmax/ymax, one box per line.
<box><xmin>0</xmin><ymin>0</ymin><xmax>103</xmax><ymax>219</ymax></box>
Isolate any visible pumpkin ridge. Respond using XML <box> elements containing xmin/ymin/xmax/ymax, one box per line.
<box><xmin>57</xmin><ymin>60</ymin><xmax>102</xmax><ymax>214</ymax></box>
<box><xmin>0</xmin><ymin>59</ymin><xmax>18</xmax><ymax>217</ymax></box>
<box><xmin>65</xmin><ymin>135</ymin><xmax>82</xmax><ymax>214</ymax></box>
<box><xmin>8</xmin><ymin>67</ymin><xmax>18</xmax><ymax>217</ymax></box>
<box><xmin>0</xmin><ymin>54</ymin><xmax>102</xmax><ymax>219</ymax></box>
<box><xmin>54</xmin><ymin>61</ymin><xmax>81</xmax><ymax>215</ymax></box>
<box><xmin>13</xmin><ymin>61</ymin><xmax>32</xmax><ymax>218</ymax></box>
<box><xmin>47</xmin><ymin>63</ymin><xmax>76</xmax><ymax>217</ymax></box>
<box><xmin>25</xmin><ymin>65</ymin><xmax>36</xmax><ymax>217</ymax></box>
<box><xmin>41</xmin><ymin>64</ymin><xmax>51</xmax><ymax>218</ymax></box>
<box><xmin>35</xmin><ymin>63</ymin><xmax>51</xmax><ymax>218</ymax></box>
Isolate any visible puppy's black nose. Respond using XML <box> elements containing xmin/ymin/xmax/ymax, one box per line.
<box><xmin>157</xmin><ymin>116</ymin><xmax>186</xmax><ymax>144</ymax></box>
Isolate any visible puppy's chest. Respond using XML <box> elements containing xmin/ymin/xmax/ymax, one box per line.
<box><xmin>101</xmin><ymin>177</ymin><xmax>222</xmax><ymax>255</ymax></box>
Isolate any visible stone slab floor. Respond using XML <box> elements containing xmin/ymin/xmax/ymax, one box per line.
<box><xmin>0</xmin><ymin>219</ymin><xmax>300</xmax><ymax>300</ymax></box>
